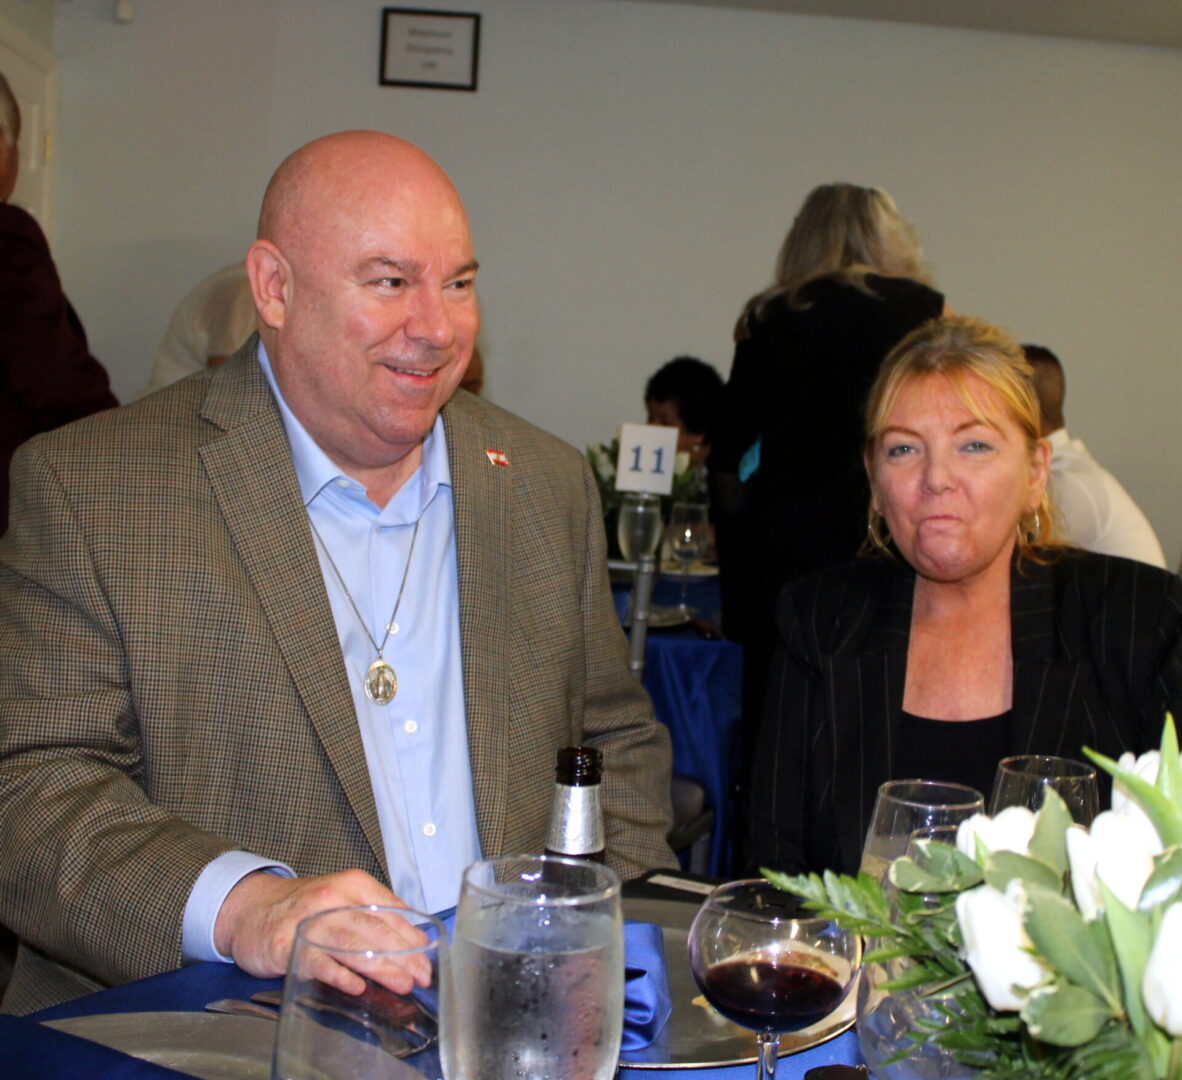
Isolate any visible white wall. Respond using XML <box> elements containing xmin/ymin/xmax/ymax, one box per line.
<box><xmin>51</xmin><ymin>0</ymin><xmax>1182</xmax><ymax>560</ymax></box>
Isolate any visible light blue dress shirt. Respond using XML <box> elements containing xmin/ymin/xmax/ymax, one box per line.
<box><xmin>182</xmin><ymin>344</ymin><xmax>480</xmax><ymax>962</ymax></box>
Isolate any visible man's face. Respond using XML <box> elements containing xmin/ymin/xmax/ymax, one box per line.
<box><xmin>260</xmin><ymin>152</ymin><xmax>479</xmax><ymax>480</ymax></box>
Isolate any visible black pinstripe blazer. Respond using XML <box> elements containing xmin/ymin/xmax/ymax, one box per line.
<box><xmin>747</xmin><ymin>551</ymin><xmax>1182</xmax><ymax>876</ymax></box>
<box><xmin>0</xmin><ymin>343</ymin><xmax>674</xmax><ymax>1013</ymax></box>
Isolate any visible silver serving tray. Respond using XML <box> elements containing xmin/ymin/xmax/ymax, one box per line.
<box><xmin>43</xmin><ymin>1010</ymin><xmax>427</xmax><ymax>1080</ymax></box>
<box><xmin>620</xmin><ymin>896</ymin><xmax>856</xmax><ymax>1070</ymax></box>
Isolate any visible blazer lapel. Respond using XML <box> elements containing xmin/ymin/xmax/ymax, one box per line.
<box><xmin>1010</xmin><ymin>559</ymin><xmax>1087</xmax><ymax>755</ymax></box>
<box><xmin>443</xmin><ymin>394</ymin><xmax>511</xmax><ymax>859</ymax></box>
<box><xmin>197</xmin><ymin>348</ymin><xmax>387</xmax><ymax>877</ymax></box>
<box><xmin>830</xmin><ymin>563</ymin><xmax>913</xmax><ymax>872</ymax></box>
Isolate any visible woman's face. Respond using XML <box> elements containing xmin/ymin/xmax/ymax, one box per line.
<box><xmin>868</xmin><ymin>372</ymin><xmax>1049</xmax><ymax>586</ymax></box>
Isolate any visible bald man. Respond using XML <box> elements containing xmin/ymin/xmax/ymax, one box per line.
<box><xmin>0</xmin><ymin>131</ymin><xmax>674</xmax><ymax>1013</ymax></box>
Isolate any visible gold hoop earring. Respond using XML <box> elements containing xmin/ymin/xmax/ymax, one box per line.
<box><xmin>1018</xmin><ymin>510</ymin><xmax>1042</xmax><ymax>545</ymax></box>
<box><xmin>868</xmin><ymin>511</ymin><xmax>891</xmax><ymax>553</ymax></box>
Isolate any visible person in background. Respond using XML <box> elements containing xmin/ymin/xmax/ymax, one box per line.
<box><xmin>0</xmin><ymin>71</ymin><xmax>117</xmax><ymax>536</ymax></box>
<box><xmin>141</xmin><ymin>262</ymin><xmax>257</xmax><ymax>396</ymax></box>
<box><xmin>711</xmin><ymin>183</ymin><xmax>945</xmax><ymax>775</ymax></box>
<box><xmin>0</xmin><ymin>130</ymin><xmax>674</xmax><ymax>1014</ymax></box>
<box><xmin>747</xmin><ymin>316</ymin><xmax>1182</xmax><ymax>877</ymax></box>
<box><xmin>1025</xmin><ymin>344</ymin><xmax>1166</xmax><ymax>569</ymax></box>
<box><xmin>459</xmin><ymin>344</ymin><xmax>484</xmax><ymax>395</ymax></box>
<box><xmin>644</xmin><ymin>355</ymin><xmax>724</xmax><ymax>469</ymax></box>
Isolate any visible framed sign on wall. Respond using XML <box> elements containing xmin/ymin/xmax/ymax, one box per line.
<box><xmin>380</xmin><ymin>8</ymin><xmax>481</xmax><ymax>91</ymax></box>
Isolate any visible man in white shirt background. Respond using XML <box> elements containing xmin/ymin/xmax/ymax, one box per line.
<box><xmin>1026</xmin><ymin>344</ymin><xmax>1167</xmax><ymax>569</ymax></box>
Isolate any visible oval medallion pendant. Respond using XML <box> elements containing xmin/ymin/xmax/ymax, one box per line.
<box><xmin>364</xmin><ymin>659</ymin><xmax>398</xmax><ymax>705</ymax></box>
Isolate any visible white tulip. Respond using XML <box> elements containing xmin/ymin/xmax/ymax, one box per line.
<box><xmin>1110</xmin><ymin>749</ymin><xmax>1169</xmax><ymax>853</ymax></box>
<box><xmin>956</xmin><ymin>805</ymin><xmax>1037</xmax><ymax>862</ymax></box>
<box><xmin>956</xmin><ymin>880</ymin><xmax>1047</xmax><ymax>1011</ymax></box>
<box><xmin>1065</xmin><ymin>811</ymin><xmax>1158</xmax><ymax>917</ymax></box>
<box><xmin>1143</xmin><ymin>903</ymin><xmax>1182</xmax><ymax>1036</ymax></box>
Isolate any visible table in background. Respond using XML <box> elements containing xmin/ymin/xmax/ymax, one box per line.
<box><xmin>613</xmin><ymin>571</ymin><xmax>743</xmax><ymax>877</ymax></box>
<box><xmin>12</xmin><ymin>960</ymin><xmax>860</xmax><ymax>1079</ymax></box>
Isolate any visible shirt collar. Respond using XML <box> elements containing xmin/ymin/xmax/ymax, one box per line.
<box><xmin>257</xmin><ymin>340</ymin><xmax>451</xmax><ymax>517</ymax></box>
<box><xmin>1047</xmin><ymin>427</ymin><xmax>1071</xmax><ymax>453</ymax></box>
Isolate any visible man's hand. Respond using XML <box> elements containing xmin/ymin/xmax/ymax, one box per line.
<box><xmin>214</xmin><ymin>869</ymin><xmax>430</xmax><ymax>995</ymax></box>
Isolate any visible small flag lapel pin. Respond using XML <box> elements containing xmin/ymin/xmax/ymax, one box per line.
<box><xmin>485</xmin><ymin>448</ymin><xmax>510</xmax><ymax>467</ymax></box>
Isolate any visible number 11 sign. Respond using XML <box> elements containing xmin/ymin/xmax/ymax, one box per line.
<box><xmin>615</xmin><ymin>423</ymin><xmax>679</xmax><ymax>496</ymax></box>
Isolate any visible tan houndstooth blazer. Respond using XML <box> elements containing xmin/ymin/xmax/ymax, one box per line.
<box><xmin>0</xmin><ymin>341</ymin><xmax>674</xmax><ymax>1013</ymax></box>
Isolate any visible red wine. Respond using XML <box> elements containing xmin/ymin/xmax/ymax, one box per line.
<box><xmin>698</xmin><ymin>954</ymin><xmax>845</xmax><ymax>1032</ymax></box>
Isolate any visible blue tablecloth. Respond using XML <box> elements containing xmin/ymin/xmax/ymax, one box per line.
<box><xmin>614</xmin><ymin>573</ymin><xmax>743</xmax><ymax>877</ymax></box>
<box><xmin>16</xmin><ymin>960</ymin><xmax>860</xmax><ymax>1079</ymax></box>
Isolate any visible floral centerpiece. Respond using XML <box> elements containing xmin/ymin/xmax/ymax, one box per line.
<box><xmin>767</xmin><ymin>717</ymin><xmax>1182</xmax><ymax>1079</ymax></box>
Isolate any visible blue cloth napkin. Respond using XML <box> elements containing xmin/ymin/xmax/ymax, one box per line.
<box><xmin>435</xmin><ymin>911</ymin><xmax>672</xmax><ymax>1050</ymax></box>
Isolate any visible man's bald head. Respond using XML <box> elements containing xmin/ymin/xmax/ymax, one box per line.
<box><xmin>256</xmin><ymin>130</ymin><xmax>464</xmax><ymax>249</ymax></box>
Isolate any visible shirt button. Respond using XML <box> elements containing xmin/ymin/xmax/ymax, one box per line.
<box><xmin>404</xmin><ymin>720</ymin><xmax>418</xmax><ymax>734</ymax></box>
<box><xmin>422</xmin><ymin>823</ymin><xmax>437</xmax><ymax>837</ymax></box>
<box><xmin>335</xmin><ymin>478</ymin><xmax>350</xmax><ymax>488</ymax></box>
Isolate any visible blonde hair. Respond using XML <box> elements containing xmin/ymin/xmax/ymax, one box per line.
<box><xmin>863</xmin><ymin>315</ymin><xmax>1058</xmax><ymax>564</ymax></box>
<box><xmin>736</xmin><ymin>183</ymin><xmax>930</xmax><ymax>340</ymax></box>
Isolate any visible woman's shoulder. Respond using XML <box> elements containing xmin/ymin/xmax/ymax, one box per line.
<box><xmin>777</xmin><ymin>557</ymin><xmax>909</xmax><ymax>649</ymax></box>
<box><xmin>1038</xmin><ymin>548</ymin><xmax>1182</xmax><ymax>627</ymax></box>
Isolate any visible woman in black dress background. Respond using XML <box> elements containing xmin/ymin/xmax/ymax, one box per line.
<box><xmin>712</xmin><ymin>184</ymin><xmax>945</xmax><ymax>760</ymax></box>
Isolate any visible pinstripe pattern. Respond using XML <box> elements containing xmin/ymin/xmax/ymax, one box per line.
<box><xmin>0</xmin><ymin>342</ymin><xmax>674</xmax><ymax>1013</ymax></box>
<box><xmin>747</xmin><ymin>551</ymin><xmax>1182</xmax><ymax>877</ymax></box>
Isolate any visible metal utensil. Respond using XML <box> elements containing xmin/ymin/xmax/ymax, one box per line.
<box><xmin>204</xmin><ymin>997</ymin><xmax>279</xmax><ymax>1021</ymax></box>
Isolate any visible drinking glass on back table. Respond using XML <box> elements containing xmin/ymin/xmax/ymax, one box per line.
<box><xmin>859</xmin><ymin>780</ymin><xmax>984</xmax><ymax>883</ymax></box>
<box><xmin>989</xmin><ymin>754</ymin><xmax>1100</xmax><ymax>824</ymax></box>
<box><xmin>441</xmin><ymin>854</ymin><xmax>624</xmax><ymax>1080</ymax></box>
<box><xmin>667</xmin><ymin>501</ymin><xmax>709</xmax><ymax>617</ymax></box>
<box><xmin>617</xmin><ymin>492</ymin><xmax>663</xmax><ymax>563</ymax></box>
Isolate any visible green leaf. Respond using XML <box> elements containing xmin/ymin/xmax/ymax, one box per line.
<box><xmin>1084</xmin><ymin>744</ymin><xmax>1182</xmax><ymax>848</ymax></box>
<box><xmin>1022</xmin><ymin>882</ymin><xmax>1120</xmax><ymax>1009</ymax></box>
<box><xmin>1098</xmin><ymin>879</ymin><xmax>1153</xmax><ymax>1039</ymax></box>
<box><xmin>1156</xmin><ymin>713</ymin><xmax>1182</xmax><ymax>808</ymax></box>
<box><xmin>985</xmin><ymin>850</ymin><xmax>1063</xmax><ymax>894</ymax></box>
<box><xmin>1029</xmin><ymin>788</ymin><xmax>1073</xmax><ymax>880</ymax></box>
<box><xmin>1021</xmin><ymin>982</ymin><xmax>1111</xmax><ymax>1046</ymax></box>
<box><xmin>1139</xmin><ymin>847</ymin><xmax>1182</xmax><ymax>911</ymax></box>
<box><xmin>890</xmin><ymin>839</ymin><xmax>984</xmax><ymax>893</ymax></box>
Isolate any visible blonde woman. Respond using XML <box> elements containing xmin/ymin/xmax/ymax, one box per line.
<box><xmin>746</xmin><ymin>316</ymin><xmax>1182</xmax><ymax>876</ymax></box>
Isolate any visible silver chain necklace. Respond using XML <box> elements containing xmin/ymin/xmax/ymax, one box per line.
<box><xmin>307</xmin><ymin>514</ymin><xmax>421</xmax><ymax>706</ymax></box>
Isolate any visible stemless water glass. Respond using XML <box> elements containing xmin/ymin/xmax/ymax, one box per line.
<box><xmin>859</xmin><ymin>780</ymin><xmax>984</xmax><ymax>882</ymax></box>
<box><xmin>667</xmin><ymin>502</ymin><xmax>710</xmax><ymax>616</ymax></box>
<box><xmin>441</xmin><ymin>854</ymin><xmax>624</xmax><ymax>1080</ymax></box>
<box><xmin>687</xmin><ymin>879</ymin><xmax>860</xmax><ymax>1080</ymax></box>
<box><xmin>617</xmin><ymin>492</ymin><xmax>663</xmax><ymax>563</ymax></box>
<box><xmin>989</xmin><ymin>754</ymin><xmax>1100</xmax><ymax>824</ymax></box>
<box><xmin>272</xmin><ymin>904</ymin><xmax>444</xmax><ymax>1080</ymax></box>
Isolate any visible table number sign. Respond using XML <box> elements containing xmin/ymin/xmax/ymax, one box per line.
<box><xmin>615</xmin><ymin>423</ymin><xmax>678</xmax><ymax>496</ymax></box>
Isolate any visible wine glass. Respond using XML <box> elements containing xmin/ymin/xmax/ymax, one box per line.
<box><xmin>989</xmin><ymin>754</ymin><xmax>1100</xmax><ymax>824</ymax></box>
<box><xmin>441</xmin><ymin>854</ymin><xmax>624</xmax><ymax>1080</ymax></box>
<box><xmin>687</xmin><ymin>879</ymin><xmax>860</xmax><ymax>1079</ymax></box>
<box><xmin>272</xmin><ymin>904</ymin><xmax>444</xmax><ymax>1080</ymax></box>
<box><xmin>667</xmin><ymin>502</ymin><xmax>709</xmax><ymax>616</ymax></box>
<box><xmin>617</xmin><ymin>492</ymin><xmax>663</xmax><ymax>563</ymax></box>
<box><xmin>860</xmin><ymin>780</ymin><xmax>984</xmax><ymax>883</ymax></box>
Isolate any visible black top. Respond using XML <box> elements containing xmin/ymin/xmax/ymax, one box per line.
<box><xmin>746</xmin><ymin>550</ymin><xmax>1182</xmax><ymax>877</ymax></box>
<box><xmin>894</xmin><ymin>711</ymin><xmax>1012</xmax><ymax>805</ymax></box>
<box><xmin>711</xmin><ymin>275</ymin><xmax>944</xmax><ymax>734</ymax></box>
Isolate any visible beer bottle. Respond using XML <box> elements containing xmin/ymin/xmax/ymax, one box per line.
<box><xmin>544</xmin><ymin>745</ymin><xmax>606</xmax><ymax>862</ymax></box>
